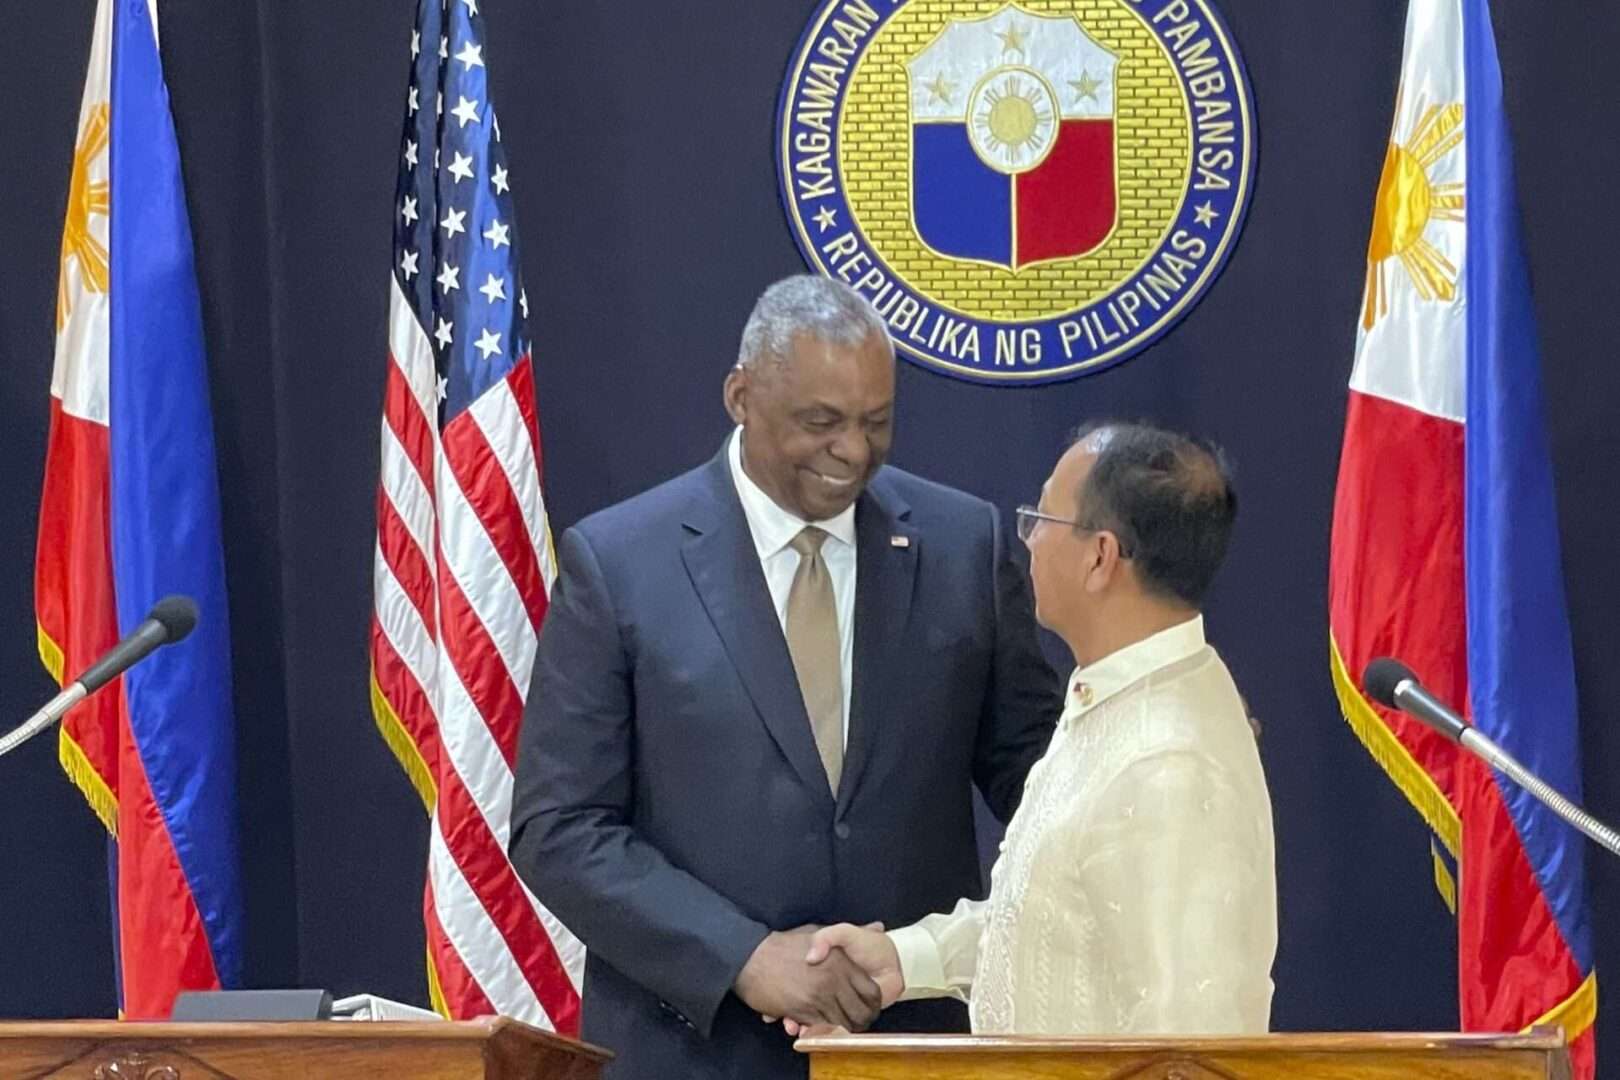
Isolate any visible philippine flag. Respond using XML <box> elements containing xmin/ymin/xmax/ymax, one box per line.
<box><xmin>1329</xmin><ymin>0</ymin><xmax>1596</xmax><ymax>1074</ymax></box>
<box><xmin>36</xmin><ymin>0</ymin><xmax>242</xmax><ymax>1019</ymax></box>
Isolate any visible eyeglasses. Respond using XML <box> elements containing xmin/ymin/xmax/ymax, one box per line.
<box><xmin>1014</xmin><ymin>504</ymin><xmax>1133</xmax><ymax>557</ymax></box>
<box><xmin>1014</xmin><ymin>505</ymin><xmax>1082</xmax><ymax>542</ymax></box>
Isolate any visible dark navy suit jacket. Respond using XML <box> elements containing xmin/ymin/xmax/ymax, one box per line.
<box><xmin>510</xmin><ymin>444</ymin><xmax>1058</xmax><ymax>1079</ymax></box>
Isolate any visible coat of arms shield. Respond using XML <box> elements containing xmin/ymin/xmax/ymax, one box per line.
<box><xmin>907</xmin><ymin>4</ymin><xmax>1119</xmax><ymax>270</ymax></box>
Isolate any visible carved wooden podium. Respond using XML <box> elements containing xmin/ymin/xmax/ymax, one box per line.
<box><xmin>798</xmin><ymin>1031</ymin><xmax>1571</xmax><ymax>1080</ymax></box>
<box><xmin>0</xmin><ymin>1018</ymin><xmax>610</xmax><ymax>1079</ymax></box>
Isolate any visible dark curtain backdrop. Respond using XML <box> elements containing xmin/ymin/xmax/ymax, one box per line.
<box><xmin>2</xmin><ymin>0</ymin><xmax>1616</xmax><ymax>1057</ymax></box>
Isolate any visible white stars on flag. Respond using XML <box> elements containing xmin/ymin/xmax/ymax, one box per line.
<box><xmin>393</xmin><ymin>0</ymin><xmax>534</xmax><ymax>400</ymax></box>
<box><xmin>451</xmin><ymin>96</ymin><xmax>481</xmax><ymax>129</ymax></box>
<box><xmin>474</xmin><ymin>327</ymin><xmax>502</xmax><ymax>359</ymax></box>
<box><xmin>437</xmin><ymin>262</ymin><xmax>461</xmax><ymax>294</ymax></box>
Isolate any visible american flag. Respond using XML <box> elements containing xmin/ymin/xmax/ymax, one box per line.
<box><xmin>369</xmin><ymin>0</ymin><xmax>583</xmax><ymax>1030</ymax></box>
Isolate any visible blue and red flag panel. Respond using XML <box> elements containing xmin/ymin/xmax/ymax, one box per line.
<box><xmin>1330</xmin><ymin>0</ymin><xmax>1595</xmax><ymax>1073</ymax></box>
<box><xmin>38</xmin><ymin>0</ymin><xmax>242</xmax><ymax>1019</ymax></box>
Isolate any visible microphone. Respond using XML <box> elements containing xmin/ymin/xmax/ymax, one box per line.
<box><xmin>0</xmin><ymin>595</ymin><xmax>199</xmax><ymax>759</ymax></box>
<box><xmin>1364</xmin><ymin>657</ymin><xmax>1467</xmax><ymax>741</ymax></box>
<box><xmin>1363</xmin><ymin>656</ymin><xmax>1620</xmax><ymax>859</ymax></box>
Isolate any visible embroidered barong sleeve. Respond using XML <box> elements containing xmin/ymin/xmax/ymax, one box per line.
<box><xmin>887</xmin><ymin>897</ymin><xmax>986</xmax><ymax>1004</ymax></box>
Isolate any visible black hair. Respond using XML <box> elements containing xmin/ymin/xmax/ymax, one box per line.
<box><xmin>1070</xmin><ymin>421</ymin><xmax>1238</xmax><ymax>607</ymax></box>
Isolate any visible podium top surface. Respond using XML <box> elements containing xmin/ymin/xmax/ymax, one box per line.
<box><xmin>794</xmin><ymin>1032</ymin><xmax>1570</xmax><ymax>1080</ymax></box>
<box><xmin>0</xmin><ymin>1017</ymin><xmax>611</xmax><ymax>1060</ymax></box>
<box><xmin>795</xmin><ymin>1030</ymin><xmax>1567</xmax><ymax>1055</ymax></box>
<box><xmin>0</xmin><ymin>1018</ymin><xmax>613</xmax><ymax>1080</ymax></box>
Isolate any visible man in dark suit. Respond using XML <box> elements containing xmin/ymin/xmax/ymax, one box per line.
<box><xmin>509</xmin><ymin>275</ymin><xmax>1059</xmax><ymax>1079</ymax></box>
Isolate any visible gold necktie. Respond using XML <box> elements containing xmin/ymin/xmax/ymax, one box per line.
<box><xmin>786</xmin><ymin>527</ymin><xmax>843</xmax><ymax>793</ymax></box>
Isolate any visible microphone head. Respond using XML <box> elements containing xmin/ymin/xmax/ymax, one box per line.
<box><xmin>1364</xmin><ymin>657</ymin><xmax>1418</xmax><ymax>708</ymax></box>
<box><xmin>149</xmin><ymin>595</ymin><xmax>200</xmax><ymax>643</ymax></box>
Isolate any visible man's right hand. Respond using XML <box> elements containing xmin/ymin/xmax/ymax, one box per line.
<box><xmin>734</xmin><ymin>927</ymin><xmax>883</xmax><ymax>1031</ymax></box>
<box><xmin>782</xmin><ymin>923</ymin><xmax>905</xmax><ymax>1037</ymax></box>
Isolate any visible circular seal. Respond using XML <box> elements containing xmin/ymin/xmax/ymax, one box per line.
<box><xmin>776</xmin><ymin>0</ymin><xmax>1257</xmax><ymax>385</ymax></box>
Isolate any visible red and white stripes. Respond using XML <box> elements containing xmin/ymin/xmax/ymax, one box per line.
<box><xmin>370</xmin><ymin>275</ymin><xmax>583</xmax><ymax>1032</ymax></box>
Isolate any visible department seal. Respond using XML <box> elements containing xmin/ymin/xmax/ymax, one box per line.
<box><xmin>776</xmin><ymin>0</ymin><xmax>1256</xmax><ymax>384</ymax></box>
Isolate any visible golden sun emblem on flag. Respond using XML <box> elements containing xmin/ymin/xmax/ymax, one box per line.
<box><xmin>1362</xmin><ymin>100</ymin><xmax>1465</xmax><ymax>331</ymax></box>
<box><xmin>58</xmin><ymin>103</ymin><xmax>111</xmax><ymax>331</ymax></box>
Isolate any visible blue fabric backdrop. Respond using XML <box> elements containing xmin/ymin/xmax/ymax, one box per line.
<box><xmin>1</xmin><ymin>0</ymin><xmax>1617</xmax><ymax>1055</ymax></box>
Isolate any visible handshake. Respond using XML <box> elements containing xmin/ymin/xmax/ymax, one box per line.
<box><xmin>733</xmin><ymin>922</ymin><xmax>906</xmax><ymax>1036</ymax></box>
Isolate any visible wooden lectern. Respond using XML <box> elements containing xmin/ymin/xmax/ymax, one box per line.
<box><xmin>0</xmin><ymin>1018</ymin><xmax>610</xmax><ymax>1079</ymax></box>
<box><xmin>798</xmin><ymin>1031</ymin><xmax>1571</xmax><ymax>1080</ymax></box>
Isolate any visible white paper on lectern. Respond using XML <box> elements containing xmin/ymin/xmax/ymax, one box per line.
<box><xmin>330</xmin><ymin>993</ymin><xmax>445</xmax><ymax>1022</ymax></box>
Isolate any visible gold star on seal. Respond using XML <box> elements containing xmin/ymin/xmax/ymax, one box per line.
<box><xmin>925</xmin><ymin>72</ymin><xmax>955</xmax><ymax>105</ymax></box>
<box><xmin>813</xmin><ymin>205</ymin><xmax>838</xmax><ymax>232</ymax></box>
<box><xmin>996</xmin><ymin>23</ymin><xmax>1029</xmax><ymax>55</ymax></box>
<box><xmin>1194</xmin><ymin>201</ymin><xmax>1220</xmax><ymax>228</ymax></box>
<box><xmin>1070</xmin><ymin>69</ymin><xmax>1103</xmax><ymax>103</ymax></box>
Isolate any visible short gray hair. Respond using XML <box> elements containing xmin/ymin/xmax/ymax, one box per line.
<box><xmin>736</xmin><ymin>275</ymin><xmax>892</xmax><ymax>370</ymax></box>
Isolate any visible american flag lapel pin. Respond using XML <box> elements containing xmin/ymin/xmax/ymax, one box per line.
<box><xmin>891</xmin><ymin>536</ymin><xmax>910</xmax><ymax>548</ymax></box>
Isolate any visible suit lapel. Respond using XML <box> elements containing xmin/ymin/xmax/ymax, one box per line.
<box><xmin>681</xmin><ymin>448</ymin><xmax>834</xmax><ymax>805</ymax></box>
<box><xmin>838</xmin><ymin>476</ymin><xmax>918</xmax><ymax>816</ymax></box>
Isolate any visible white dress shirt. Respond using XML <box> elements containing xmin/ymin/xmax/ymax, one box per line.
<box><xmin>728</xmin><ymin>428</ymin><xmax>856</xmax><ymax>745</ymax></box>
<box><xmin>888</xmin><ymin>615</ymin><xmax>1277</xmax><ymax>1035</ymax></box>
